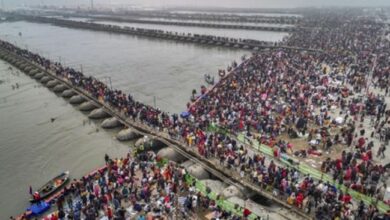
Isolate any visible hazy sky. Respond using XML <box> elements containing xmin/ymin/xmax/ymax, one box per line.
<box><xmin>2</xmin><ymin>0</ymin><xmax>390</xmax><ymax>9</ymax></box>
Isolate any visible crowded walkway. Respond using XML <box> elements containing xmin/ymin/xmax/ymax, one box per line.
<box><xmin>2</xmin><ymin>8</ymin><xmax>390</xmax><ymax>220</ymax></box>
<box><xmin>18</xmin><ymin>152</ymin><xmax>259</xmax><ymax>220</ymax></box>
<box><xmin>189</xmin><ymin>8</ymin><xmax>390</xmax><ymax>207</ymax></box>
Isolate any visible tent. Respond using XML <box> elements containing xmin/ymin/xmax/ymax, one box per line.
<box><xmin>28</xmin><ymin>201</ymin><xmax>50</xmax><ymax>216</ymax></box>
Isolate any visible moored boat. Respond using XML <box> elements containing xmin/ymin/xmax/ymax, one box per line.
<box><xmin>30</xmin><ymin>171</ymin><xmax>69</xmax><ymax>203</ymax></box>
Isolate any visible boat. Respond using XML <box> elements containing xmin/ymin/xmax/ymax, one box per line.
<box><xmin>204</xmin><ymin>74</ymin><xmax>214</xmax><ymax>85</ymax></box>
<box><xmin>16</xmin><ymin>166</ymin><xmax>106</xmax><ymax>219</ymax></box>
<box><xmin>30</xmin><ymin>171</ymin><xmax>70</xmax><ymax>203</ymax></box>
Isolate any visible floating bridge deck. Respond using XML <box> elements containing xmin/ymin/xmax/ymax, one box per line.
<box><xmin>9</xmin><ymin>14</ymin><xmax>323</xmax><ymax>54</ymax></box>
<box><xmin>67</xmin><ymin>14</ymin><xmax>297</xmax><ymax>32</ymax></box>
<box><xmin>68</xmin><ymin>11</ymin><xmax>302</xmax><ymax>25</ymax></box>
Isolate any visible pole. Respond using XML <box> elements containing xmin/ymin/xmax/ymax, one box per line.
<box><xmin>1</xmin><ymin>0</ymin><xmax>4</xmax><ymax>11</ymax></box>
<box><xmin>90</xmin><ymin>0</ymin><xmax>94</xmax><ymax>10</ymax></box>
<box><xmin>80</xmin><ymin>64</ymin><xmax>83</xmax><ymax>73</ymax></box>
<box><xmin>109</xmin><ymin>76</ymin><xmax>112</xmax><ymax>90</ymax></box>
<box><xmin>153</xmin><ymin>96</ymin><xmax>156</xmax><ymax>108</ymax></box>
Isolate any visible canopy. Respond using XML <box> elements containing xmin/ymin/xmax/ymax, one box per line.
<box><xmin>28</xmin><ymin>201</ymin><xmax>50</xmax><ymax>215</ymax></box>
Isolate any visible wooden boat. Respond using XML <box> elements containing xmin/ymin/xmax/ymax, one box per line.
<box><xmin>30</xmin><ymin>171</ymin><xmax>70</xmax><ymax>203</ymax></box>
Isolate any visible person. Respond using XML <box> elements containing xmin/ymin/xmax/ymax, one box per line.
<box><xmin>55</xmin><ymin>179</ymin><xmax>62</xmax><ymax>186</ymax></box>
<box><xmin>105</xmin><ymin>154</ymin><xmax>110</xmax><ymax>164</ymax></box>
<box><xmin>243</xmin><ymin>208</ymin><xmax>251</xmax><ymax>218</ymax></box>
<box><xmin>58</xmin><ymin>209</ymin><xmax>65</xmax><ymax>219</ymax></box>
<box><xmin>33</xmin><ymin>191</ymin><xmax>40</xmax><ymax>201</ymax></box>
<box><xmin>377</xmin><ymin>144</ymin><xmax>386</xmax><ymax>159</ymax></box>
<box><xmin>137</xmin><ymin>214</ymin><xmax>145</xmax><ymax>220</ymax></box>
<box><xmin>107</xmin><ymin>205</ymin><xmax>114</xmax><ymax>219</ymax></box>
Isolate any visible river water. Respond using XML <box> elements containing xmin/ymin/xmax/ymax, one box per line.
<box><xmin>0</xmin><ymin>20</ymin><xmax>283</xmax><ymax>217</ymax></box>
<box><xmin>0</xmin><ymin>60</ymin><xmax>131</xmax><ymax>218</ymax></box>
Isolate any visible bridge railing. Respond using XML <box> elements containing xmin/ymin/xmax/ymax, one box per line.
<box><xmin>184</xmin><ymin>173</ymin><xmax>265</xmax><ymax>220</ymax></box>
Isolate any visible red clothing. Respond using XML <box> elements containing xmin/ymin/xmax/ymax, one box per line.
<box><xmin>107</xmin><ymin>207</ymin><xmax>113</xmax><ymax>218</ymax></box>
<box><xmin>239</xmin><ymin>120</ymin><xmax>244</xmax><ymax>130</ymax></box>
<box><xmin>273</xmin><ymin>148</ymin><xmax>280</xmax><ymax>158</ymax></box>
<box><xmin>164</xmin><ymin>195</ymin><xmax>170</xmax><ymax>203</ymax></box>
<box><xmin>344</xmin><ymin>168</ymin><xmax>351</xmax><ymax>180</ymax></box>
<box><xmin>367</xmin><ymin>150</ymin><xmax>372</xmax><ymax>160</ymax></box>
<box><xmin>243</xmin><ymin>208</ymin><xmax>252</xmax><ymax>217</ymax></box>
<box><xmin>103</xmin><ymin>194</ymin><xmax>109</xmax><ymax>204</ymax></box>
<box><xmin>358</xmin><ymin>137</ymin><xmax>365</xmax><ymax>148</ymax></box>
<box><xmin>361</xmin><ymin>153</ymin><xmax>369</xmax><ymax>161</ymax></box>
<box><xmin>308</xmin><ymin>149</ymin><xmax>322</xmax><ymax>156</ymax></box>
<box><xmin>33</xmin><ymin>192</ymin><xmax>40</xmax><ymax>201</ymax></box>
<box><xmin>336</xmin><ymin>159</ymin><xmax>342</xmax><ymax>170</ymax></box>
<box><xmin>342</xmin><ymin>194</ymin><xmax>352</xmax><ymax>204</ymax></box>
<box><xmin>300</xmin><ymin>181</ymin><xmax>308</xmax><ymax>191</ymax></box>
<box><xmin>296</xmin><ymin>193</ymin><xmax>304</xmax><ymax>206</ymax></box>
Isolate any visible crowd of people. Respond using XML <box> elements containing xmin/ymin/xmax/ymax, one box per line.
<box><xmin>15</xmin><ymin>152</ymin><xmax>256</xmax><ymax>220</ymax></box>
<box><xmin>2</xmin><ymin>7</ymin><xmax>389</xmax><ymax>220</ymax></box>
<box><xmin>188</xmin><ymin>8</ymin><xmax>390</xmax><ymax>205</ymax></box>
